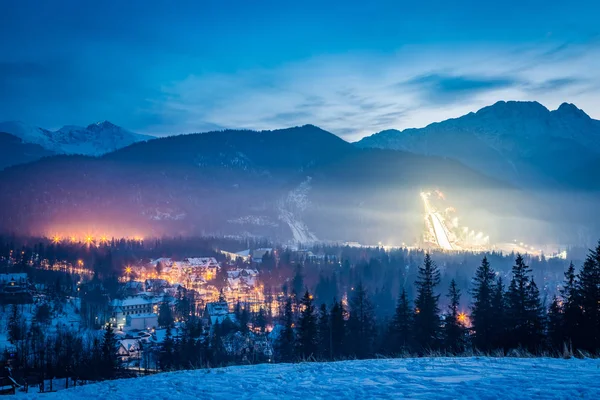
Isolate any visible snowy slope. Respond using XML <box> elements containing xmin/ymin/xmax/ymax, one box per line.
<box><xmin>0</xmin><ymin>121</ymin><xmax>153</xmax><ymax>156</ymax></box>
<box><xmin>21</xmin><ymin>357</ymin><xmax>600</xmax><ymax>399</ymax></box>
<box><xmin>277</xmin><ymin>177</ymin><xmax>318</xmax><ymax>243</ymax></box>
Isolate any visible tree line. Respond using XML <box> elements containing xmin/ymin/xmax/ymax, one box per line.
<box><xmin>3</xmin><ymin>242</ymin><xmax>599</xmax><ymax>389</ymax></box>
<box><xmin>275</xmin><ymin>243</ymin><xmax>600</xmax><ymax>360</ymax></box>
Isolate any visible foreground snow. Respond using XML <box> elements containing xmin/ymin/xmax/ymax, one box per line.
<box><xmin>23</xmin><ymin>357</ymin><xmax>600</xmax><ymax>399</ymax></box>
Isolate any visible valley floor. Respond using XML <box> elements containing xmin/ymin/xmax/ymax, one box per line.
<box><xmin>21</xmin><ymin>357</ymin><xmax>600</xmax><ymax>399</ymax></box>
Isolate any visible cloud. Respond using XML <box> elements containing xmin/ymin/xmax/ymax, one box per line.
<box><xmin>403</xmin><ymin>73</ymin><xmax>518</xmax><ymax>104</ymax></box>
<box><xmin>1</xmin><ymin>29</ymin><xmax>598</xmax><ymax>142</ymax></box>
<box><xmin>150</xmin><ymin>42</ymin><xmax>600</xmax><ymax>141</ymax></box>
<box><xmin>527</xmin><ymin>77</ymin><xmax>584</xmax><ymax>93</ymax></box>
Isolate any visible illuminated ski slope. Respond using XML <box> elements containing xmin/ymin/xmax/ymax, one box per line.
<box><xmin>429</xmin><ymin>211</ymin><xmax>454</xmax><ymax>250</ymax></box>
<box><xmin>421</xmin><ymin>192</ymin><xmax>454</xmax><ymax>251</ymax></box>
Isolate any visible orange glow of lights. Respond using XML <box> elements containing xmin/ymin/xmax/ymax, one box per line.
<box><xmin>52</xmin><ymin>236</ymin><xmax>61</xmax><ymax>244</ymax></box>
<box><xmin>457</xmin><ymin>312</ymin><xmax>470</xmax><ymax>326</ymax></box>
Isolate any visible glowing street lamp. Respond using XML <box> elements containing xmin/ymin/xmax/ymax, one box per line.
<box><xmin>457</xmin><ymin>312</ymin><xmax>470</xmax><ymax>327</ymax></box>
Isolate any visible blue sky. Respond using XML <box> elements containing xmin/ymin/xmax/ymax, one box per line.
<box><xmin>1</xmin><ymin>0</ymin><xmax>599</xmax><ymax>141</ymax></box>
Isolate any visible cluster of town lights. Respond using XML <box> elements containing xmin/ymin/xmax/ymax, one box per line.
<box><xmin>50</xmin><ymin>234</ymin><xmax>144</xmax><ymax>245</ymax></box>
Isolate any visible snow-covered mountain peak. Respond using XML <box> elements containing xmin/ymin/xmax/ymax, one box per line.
<box><xmin>0</xmin><ymin>120</ymin><xmax>153</xmax><ymax>156</ymax></box>
<box><xmin>89</xmin><ymin>120</ymin><xmax>118</xmax><ymax>129</ymax></box>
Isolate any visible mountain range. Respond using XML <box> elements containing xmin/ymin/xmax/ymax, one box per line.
<box><xmin>0</xmin><ymin>101</ymin><xmax>598</xmax><ymax>245</ymax></box>
<box><xmin>0</xmin><ymin>120</ymin><xmax>153</xmax><ymax>157</ymax></box>
<box><xmin>0</xmin><ymin>132</ymin><xmax>55</xmax><ymax>170</ymax></box>
<box><xmin>356</xmin><ymin>101</ymin><xmax>600</xmax><ymax>189</ymax></box>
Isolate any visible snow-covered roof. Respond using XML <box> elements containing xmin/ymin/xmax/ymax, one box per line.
<box><xmin>118</xmin><ymin>339</ymin><xmax>142</xmax><ymax>352</ymax></box>
<box><xmin>206</xmin><ymin>300</ymin><xmax>228</xmax><ymax>316</ymax></box>
<box><xmin>149</xmin><ymin>257</ymin><xmax>174</xmax><ymax>267</ymax></box>
<box><xmin>184</xmin><ymin>257</ymin><xmax>219</xmax><ymax>268</ymax></box>
<box><xmin>111</xmin><ymin>297</ymin><xmax>153</xmax><ymax>308</ymax></box>
<box><xmin>235</xmin><ymin>249</ymin><xmax>251</xmax><ymax>257</ymax></box>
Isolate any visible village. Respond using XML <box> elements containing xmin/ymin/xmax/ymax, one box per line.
<box><xmin>106</xmin><ymin>249</ymin><xmax>284</xmax><ymax>370</ymax></box>
<box><xmin>0</xmin><ymin>245</ymin><xmax>303</xmax><ymax>393</ymax></box>
<box><xmin>1</xmin><ymin>232</ymin><xmax>587</xmax><ymax>396</ymax></box>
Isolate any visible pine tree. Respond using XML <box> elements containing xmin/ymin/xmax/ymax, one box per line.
<box><xmin>330</xmin><ymin>300</ymin><xmax>346</xmax><ymax>359</ymax></box>
<box><xmin>471</xmin><ymin>256</ymin><xmax>496</xmax><ymax>352</ymax></box>
<box><xmin>35</xmin><ymin>303</ymin><xmax>52</xmax><ymax>325</ymax></box>
<box><xmin>347</xmin><ymin>283</ymin><xmax>376</xmax><ymax>359</ymax></box>
<box><xmin>277</xmin><ymin>298</ymin><xmax>295</xmax><ymax>362</ymax></box>
<box><xmin>235</xmin><ymin>303</ymin><xmax>250</xmax><ymax>334</ymax></box>
<box><xmin>208</xmin><ymin>321</ymin><xmax>227</xmax><ymax>366</ymax></box>
<box><xmin>214</xmin><ymin>264</ymin><xmax>229</xmax><ymax>290</ymax></box>
<box><xmin>506</xmin><ymin>254</ymin><xmax>544</xmax><ymax>353</ymax></box>
<box><xmin>317</xmin><ymin>303</ymin><xmax>331</xmax><ymax>360</ymax></box>
<box><xmin>576</xmin><ymin>242</ymin><xmax>600</xmax><ymax>353</ymax></box>
<box><xmin>391</xmin><ymin>288</ymin><xmax>412</xmax><ymax>354</ymax></box>
<box><xmin>413</xmin><ymin>253</ymin><xmax>441</xmax><ymax>352</ymax></box>
<box><xmin>527</xmin><ymin>278</ymin><xmax>546</xmax><ymax>351</ymax></box>
<box><xmin>547</xmin><ymin>295</ymin><xmax>564</xmax><ymax>350</ymax></box>
<box><xmin>292</xmin><ymin>264</ymin><xmax>304</xmax><ymax>299</ymax></box>
<box><xmin>315</xmin><ymin>274</ymin><xmax>330</xmax><ymax>305</ymax></box>
<box><xmin>101</xmin><ymin>324</ymin><xmax>118</xmax><ymax>379</ymax></box>
<box><xmin>159</xmin><ymin>326</ymin><xmax>175</xmax><ymax>371</ymax></box>
<box><xmin>7</xmin><ymin>304</ymin><xmax>24</xmax><ymax>343</ymax></box>
<box><xmin>506</xmin><ymin>254</ymin><xmax>530</xmax><ymax>349</ymax></box>
<box><xmin>560</xmin><ymin>262</ymin><xmax>581</xmax><ymax>350</ymax></box>
<box><xmin>444</xmin><ymin>279</ymin><xmax>466</xmax><ymax>354</ymax></box>
<box><xmin>175</xmin><ymin>289</ymin><xmax>191</xmax><ymax>321</ymax></box>
<box><xmin>297</xmin><ymin>291</ymin><xmax>318</xmax><ymax>359</ymax></box>
<box><xmin>255</xmin><ymin>308</ymin><xmax>267</xmax><ymax>333</ymax></box>
<box><xmin>490</xmin><ymin>276</ymin><xmax>506</xmax><ymax>351</ymax></box>
<box><xmin>158</xmin><ymin>301</ymin><xmax>174</xmax><ymax>328</ymax></box>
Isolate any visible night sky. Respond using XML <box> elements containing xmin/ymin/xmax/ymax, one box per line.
<box><xmin>1</xmin><ymin>0</ymin><xmax>599</xmax><ymax>140</ymax></box>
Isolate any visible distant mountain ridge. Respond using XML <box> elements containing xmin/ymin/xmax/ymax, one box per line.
<box><xmin>356</xmin><ymin>101</ymin><xmax>600</xmax><ymax>188</ymax></box>
<box><xmin>0</xmin><ymin>124</ymin><xmax>544</xmax><ymax>244</ymax></box>
<box><xmin>0</xmin><ymin>120</ymin><xmax>153</xmax><ymax>156</ymax></box>
<box><xmin>1</xmin><ymin>105</ymin><xmax>599</xmax><ymax>244</ymax></box>
<box><xmin>0</xmin><ymin>132</ymin><xmax>55</xmax><ymax>170</ymax></box>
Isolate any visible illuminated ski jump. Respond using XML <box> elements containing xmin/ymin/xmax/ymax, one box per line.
<box><xmin>421</xmin><ymin>191</ymin><xmax>455</xmax><ymax>250</ymax></box>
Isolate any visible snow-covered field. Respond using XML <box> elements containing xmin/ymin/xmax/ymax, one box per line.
<box><xmin>22</xmin><ymin>357</ymin><xmax>600</xmax><ymax>399</ymax></box>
